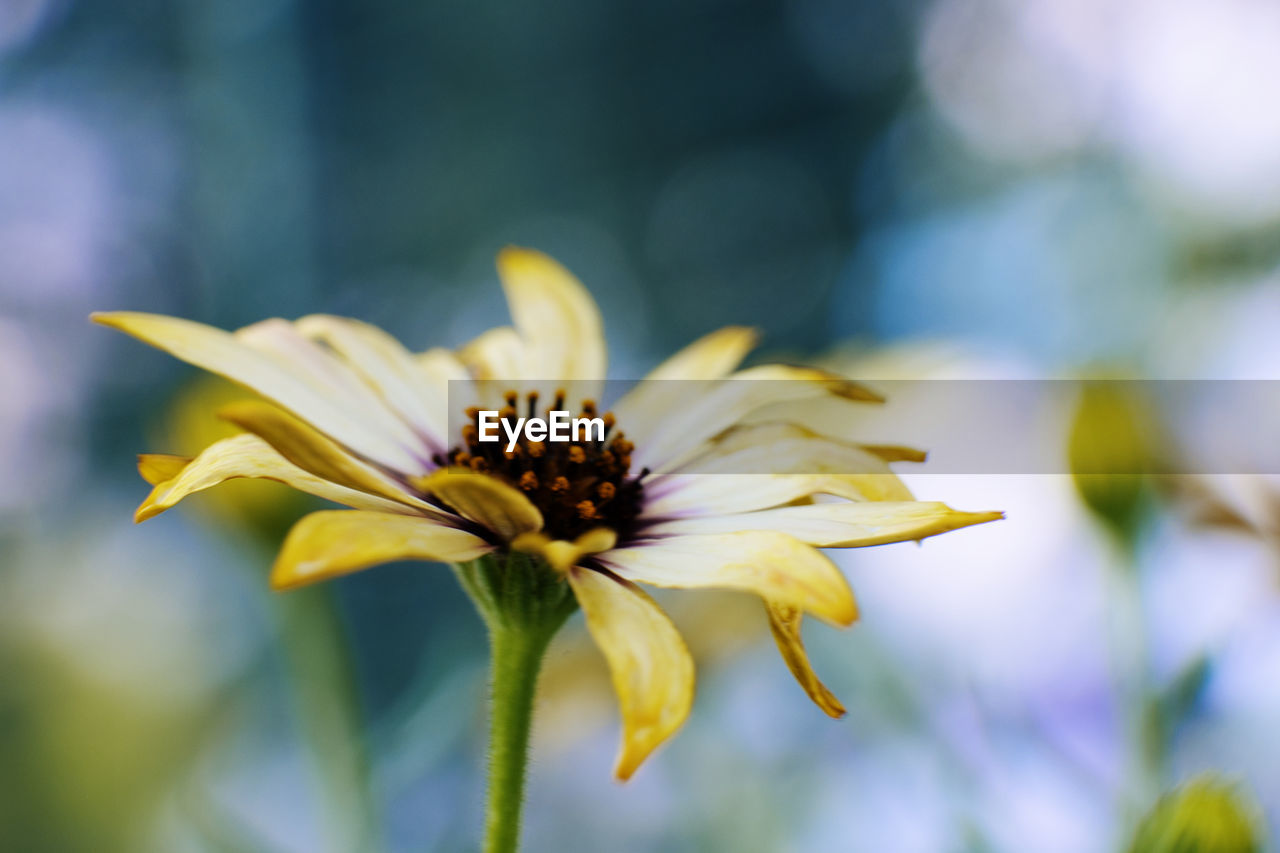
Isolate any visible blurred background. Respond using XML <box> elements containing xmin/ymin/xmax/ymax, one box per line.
<box><xmin>2</xmin><ymin>0</ymin><xmax>1278</xmax><ymax>850</ymax></box>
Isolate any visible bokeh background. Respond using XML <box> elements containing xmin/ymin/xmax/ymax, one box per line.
<box><xmin>3</xmin><ymin>0</ymin><xmax>1279</xmax><ymax>850</ymax></box>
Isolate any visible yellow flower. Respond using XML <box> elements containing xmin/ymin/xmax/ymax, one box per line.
<box><xmin>94</xmin><ymin>248</ymin><xmax>1000</xmax><ymax>780</ymax></box>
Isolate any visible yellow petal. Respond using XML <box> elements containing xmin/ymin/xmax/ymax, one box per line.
<box><xmin>511</xmin><ymin>528</ymin><xmax>617</xmax><ymax>573</ymax></box>
<box><xmin>567</xmin><ymin>567</ymin><xmax>694</xmax><ymax>780</ymax></box>
<box><xmin>647</xmin><ymin>501</ymin><xmax>1004</xmax><ymax>546</ymax></box>
<box><xmin>641</xmin><ymin>473</ymin><xmax>913</xmax><ymax>518</ymax></box>
<box><xmin>612</xmin><ymin>326</ymin><xmax>758</xmax><ymax>447</ymax></box>
<box><xmin>415</xmin><ymin>468</ymin><xmax>543</xmax><ymax>541</ymax></box>
<box><xmin>272</xmin><ymin>510</ymin><xmax>493</xmax><ymax>589</ymax></box>
<box><xmin>766</xmin><ymin>601</ymin><xmax>846</xmax><ymax>718</ymax></box>
<box><xmin>137</xmin><ymin>453</ymin><xmax>191</xmax><ymax>486</ymax></box>
<box><xmin>633</xmin><ymin>365</ymin><xmax>883</xmax><ymax>473</ymax></box>
<box><xmin>219</xmin><ymin>400</ymin><xmax>445</xmax><ymax>516</ymax></box>
<box><xmin>497</xmin><ymin>247</ymin><xmax>607</xmax><ymax>386</ymax></box>
<box><xmin>92</xmin><ymin>312</ymin><xmax>425</xmax><ymax>473</ymax></box>
<box><xmin>135</xmin><ymin>434</ymin><xmax>416</xmax><ymax>522</ymax></box>
<box><xmin>296</xmin><ymin>315</ymin><xmax>452</xmax><ymax>450</ymax></box>
<box><xmin>598</xmin><ymin>532</ymin><xmax>857</xmax><ymax>627</ymax></box>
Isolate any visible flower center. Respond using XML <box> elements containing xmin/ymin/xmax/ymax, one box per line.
<box><xmin>435</xmin><ymin>389</ymin><xmax>647</xmax><ymax>542</ymax></box>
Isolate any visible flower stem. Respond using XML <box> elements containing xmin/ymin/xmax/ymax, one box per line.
<box><xmin>454</xmin><ymin>553</ymin><xmax>577</xmax><ymax>853</ymax></box>
<box><xmin>483</xmin><ymin>621</ymin><xmax>556</xmax><ymax>853</ymax></box>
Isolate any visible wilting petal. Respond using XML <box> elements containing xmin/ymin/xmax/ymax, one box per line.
<box><xmin>272</xmin><ymin>510</ymin><xmax>493</xmax><ymax>589</ymax></box>
<box><xmin>136</xmin><ymin>434</ymin><xmax>415</xmax><ymax>522</ymax></box>
<box><xmin>511</xmin><ymin>528</ymin><xmax>617</xmax><ymax>573</ymax></box>
<box><xmin>766</xmin><ymin>601</ymin><xmax>846</xmax><ymax>718</ymax></box>
<box><xmin>641</xmin><ymin>473</ymin><xmax>913</xmax><ymax>518</ymax></box>
<box><xmin>137</xmin><ymin>453</ymin><xmax>191</xmax><ymax>486</ymax></box>
<box><xmin>633</xmin><ymin>365</ymin><xmax>882</xmax><ymax>473</ymax></box>
<box><xmin>497</xmin><ymin>247</ymin><xmax>606</xmax><ymax>388</ymax></box>
<box><xmin>416</xmin><ymin>468</ymin><xmax>543</xmax><ymax>540</ymax></box>
<box><xmin>92</xmin><ymin>312</ymin><xmax>426</xmax><ymax>474</ymax></box>
<box><xmin>295</xmin><ymin>315</ymin><xmax>453</xmax><ymax>452</ymax></box>
<box><xmin>219</xmin><ymin>400</ymin><xmax>445</xmax><ymax>516</ymax></box>
<box><xmin>597</xmin><ymin>531</ymin><xmax>857</xmax><ymax>627</ymax></box>
<box><xmin>568</xmin><ymin>567</ymin><xmax>694</xmax><ymax>780</ymax></box>
<box><xmin>612</xmin><ymin>326</ymin><xmax>758</xmax><ymax>446</ymax></box>
<box><xmin>646</xmin><ymin>501</ymin><xmax>1004</xmax><ymax>546</ymax></box>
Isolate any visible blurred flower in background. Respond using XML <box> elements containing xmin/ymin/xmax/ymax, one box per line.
<box><xmin>3</xmin><ymin>0</ymin><xmax>1278</xmax><ymax>850</ymax></box>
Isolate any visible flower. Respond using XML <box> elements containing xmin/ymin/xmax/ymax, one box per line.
<box><xmin>94</xmin><ymin>248</ymin><xmax>1000</xmax><ymax>780</ymax></box>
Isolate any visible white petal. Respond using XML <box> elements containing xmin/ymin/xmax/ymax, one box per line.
<box><xmin>93</xmin><ymin>312</ymin><xmax>427</xmax><ymax>474</ymax></box>
<box><xmin>640</xmin><ymin>472</ymin><xmax>913</xmax><ymax>518</ymax></box>
<box><xmin>597</xmin><ymin>531</ymin><xmax>857</xmax><ymax>626</ymax></box>
<box><xmin>611</xmin><ymin>326</ymin><xmax>757</xmax><ymax>447</ymax></box>
<box><xmin>645</xmin><ymin>500</ymin><xmax>1003</xmax><ymax>546</ymax></box>
<box><xmin>632</xmin><ymin>365</ymin><xmax>881</xmax><ymax>473</ymax></box>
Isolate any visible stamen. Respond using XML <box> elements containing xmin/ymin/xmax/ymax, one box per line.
<box><xmin>440</xmin><ymin>401</ymin><xmax>646</xmax><ymax>541</ymax></box>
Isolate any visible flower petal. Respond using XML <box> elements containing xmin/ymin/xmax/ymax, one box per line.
<box><xmin>497</xmin><ymin>247</ymin><xmax>606</xmax><ymax>387</ymax></box>
<box><xmin>137</xmin><ymin>453</ymin><xmax>191</xmax><ymax>486</ymax></box>
<box><xmin>219</xmin><ymin>400</ymin><xmax>445</xmax><ymax>516</ymax></box>
<box><xmin>640</xmin><ymin>473</ymin><xmax>913</xmax><ymax>518</ymax></box>
<box><xmin>646</xmin><ymin>501</ymin><xmax>1002</xmax><ymax>545</ymax></box>
<box><xmin>416</xmin><ymin>468</ymin><xmax>544</xmax><ymax>541</ymax></box>
<box><xmin>612</xmin><ymin>326</ymin><xmax>757</xmax><ymax>446</ymax></box>
<box><xmin>92</xmin><ymin>312</ymin><xmax>426</xmax><ymax>473</ymax></box>
<box><xmin>511</xmin><ymin>528</ymin><xmax>617</xmax><ymax>573</ymax></box>
<box><xmin>272</xmin><ymin>510</ymin><xmax>494</xmax><ymax>589</ymax></box>
<box><xmin>766</xmin><ymin>601</ymin><xmax>846</xmax><ymax>718</ymax></box>
<box><xmin>633</xmin><ymin>365</ymin><xmax>883</xmax><ymax>473</ymax></box>
<box><xmin>295</xmin><ymin>315</ymin><xmax>457</xmax><ymax>452</ymax></box>
<box><xmin>567</xmin><ymin>566</ymin><xmax>694</xmax><ymax>780</ymax></box>
<box><xmin>135</xmin><ymin>434</ymin><xmax>415</xmax><ymax>522</ymax></box>
<box><xmin>597</xmin><ymin>531</ymin><xmax>857</xmax><ymax>626</ymax></box>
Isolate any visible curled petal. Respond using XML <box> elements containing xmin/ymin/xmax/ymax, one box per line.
<box><xmin>219</xmin><ymin>400</ymin><xmax>444</xmax><ymax>516</ymax></box>
<box><xmin>137</xmin><ymin>453</ymin><xmax>191</xmax><ymax>486</ymax></box>
<box><xmin>272</xmin><ymin>510</ymin><xmax>493</xmax><ymax>589</ymax></box>
<box><xmin>136</xmin><ymin>434</ymin><xmax>415</xmax><ymax>522</ymax></box>
<box><xmin>92</xmin><ymin>312</ymin><xmax>425</xmax><ymax>473</ymax></box>
<box><xmin>646</xmin><ymin>501</ymin><xmax>1003</xmax><ymax>546</ymax></box>
<box><xmin>511</xmin><ymin>527</ymin><xmax>617</xmax><ymax>573</ymax></box>
<box><xmin>497</xmin><ymin>247</ymin><xmax>606</xmax><ymax>387</ymax></box>
<box><xmin>766</xmin><ymin>601</ymin><xmax>845</xmax><ymax>718</ymax></box>
<box><xmin>416</xmin><ymin>468</ymin><xmax>544</xmax><ymax>541</ymax></box>
<box><xmin>568</xmin><ymin>567</ymin><xmax>694</xmax><ymax>780</ymax></box>
<box><xmin>598</xmin><ymin>531</ymin><xmax>858</xmax><ymax>627</ymax></box>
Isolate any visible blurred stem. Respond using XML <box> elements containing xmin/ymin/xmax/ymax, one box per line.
<box><xmin>454</xmin><ymin>554</ymin><xmax>577</xmax><ymax>853</ymax></box>
<box><xmin>1103</xmin><ymin>533</ymin><xmax>1162</xmax><ymax>821</ymax></box>
<box><xmin>274</xmin><ymin>585</ymin><xmax>379</xmax><ymax>853</ymax></box>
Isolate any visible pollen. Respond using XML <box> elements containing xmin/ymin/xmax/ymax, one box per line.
<box><xmin>441</xmin><ymin>389</ymin><xmax>648</xmax><ymax>541</ymax></box>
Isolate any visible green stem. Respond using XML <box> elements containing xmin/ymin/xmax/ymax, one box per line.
<box><xmin>454</xmin><ymin>554</ymin><xmax>577</xmax><ymax>853</ymax></box>
<box><xmin>483</xmin><ymin>622</ymin><xmax>555</xmax><ymax>853</ymax></box>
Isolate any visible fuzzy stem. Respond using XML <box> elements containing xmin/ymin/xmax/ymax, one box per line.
<box><xmin>483</xmin><ymin>620</ymin><xmax>556</xmax><ymax>853</ymax></box>
<box><xmin>454</xmin><ymin>553</ymin><xmax>577</xmax><ymax>853</ymax></box>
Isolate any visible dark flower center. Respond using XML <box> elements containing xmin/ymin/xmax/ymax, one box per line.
<box><xmin>435</xmin><ymin>389</ymin><xmax>647</xmax><ymax>542</ymax></box>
